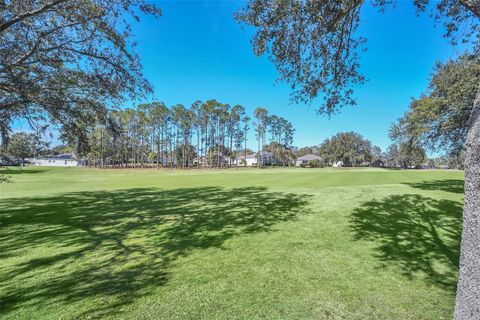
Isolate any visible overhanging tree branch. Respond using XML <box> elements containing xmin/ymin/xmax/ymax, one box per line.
<box><xmin>0</xmin><ymin>0</ymin><xmax>69</xmax><ymax>33</ymax></box>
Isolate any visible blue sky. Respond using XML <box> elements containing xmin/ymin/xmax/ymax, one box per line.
<box><xmin>13</xmin><ymin>0</ymin><xmax>469</xmax><ymax>152</ymax></box>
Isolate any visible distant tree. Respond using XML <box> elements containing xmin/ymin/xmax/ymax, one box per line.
<box><xmin>295</xmin><ymin>147</ymin><xmax>314</xmax><ymax>158</ymax></box>
<box><xmin>230</xmin><ymin>105</ymin><xmax>245</xmax><ymax>167</ymax></box>
<box><xmin>7</xmin><ymin>132</ymin><xmax>47</xmax><ymax>165</ymax></box>
<box><xmin>319</xmin><ymin>132</ymin><xmax>372</xmax><ymax>166</ymax></box>
<box><xmin>237</xmin><ymin>148</ymin><xmax>254</xmax><ymax>156</ymax></box>
<box><xmin>39</xmin><ymin>144</ymin><xmax>71</xmax><ymax>157</ymax></box>
<box><xmin>397</xmin><ymin>143</ymin><xmax>426</xmax><ymax>169</ymax></box>
<box><xmin>207</xmin><ymin>144</ymin><xmax>231</xmax><ymax>167</ymax></box>
<box><xmin>384</xmin><ymin>142</ymin><xmax>425</xmax><ymax>169</ymax></box>
<box><xmin>426</xmin><ymin>158</ymin><xmax>435</xmax><ymax>169</ymax></box>
<box><xmin>447</xmin><ymin>151</ymin><xmax>466</xmax><ymax>170</ymax></box>
<box><xmin>263</xmin><ymin>115</ymin><xmax>295</xmax><ymax>166</ymax></box>
<box><xmin>241</xmin><ymin>116</ymin><xmax>251</xmax><ymax>166</ymax></box>
<box><xmin>281</xmin><ymin>118</ymin><xmax>295</xmax><ymax>151</ymax></box>
<box><xmin>217</xmin><ymin>103</ymin><xmax>230</xmax><ymax>168</ymax></box>
<box><xmin>384</xmin><ymin>144</ymin><xmax>400</xmax><ymax>168</ymax></box>
<box><xmin>264</xmin><ymin>141</ymin><xmax>294</xmax><ymax>166</ymax></box>
<box><xmin>170</xmin><ymin>104</ymin><xmax>187</xmax><ymax>168</ymax></box>
<box><xmin>149</xmin><ymin>102</ymin><xmax>170</xmax><ymax>169</ymax></box>
<box><xmin>175</xmin><ymin>143</ymin><xmax>197</xmax><ymax>168</ymax></box>
<box><xmin>371</xmin><ymin>145</ymin><xmax>383</xmax><ymax>167</ymax></box>
<box><xmin>198</xmin><ymin>101</ymin><xmax>212</xmax><ymax>167</ymax></box>
<box><xmin>190</xmin><ymin>101</ymin><xmax>202</xmax><ymax>167</ymax></box>
<box><xmin>253</xmin><ymin>107</ymin><xmax>269</xmax><ymax>167</ymax></box>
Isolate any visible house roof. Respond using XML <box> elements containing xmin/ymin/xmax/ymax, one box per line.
<box><xmin>297</xmin><ymin>154</ymin><xmax>322</xmax><ymax>161</ymax></box>
<box><xmin>257</xmin><ymin>151</ymin><xmax>273</xmax><ymax>156</ymax></box>
<box><xmin>36</xmin><ymin>153</ymin><xmax>76</xmax><ymax>160</ymax></box>
<box><xmin>57</xmin><ymin>153</ymin><xmax>75</xmax><ymax>159</ymax></box>
<box><xmin>236</xmin><ymin>154</ymin><xmax>257</xmax><ymax>160</ymax></box>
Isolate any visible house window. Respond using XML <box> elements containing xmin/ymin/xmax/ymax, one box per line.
<box><xmin>65</xmin><ymin>160</ymin><xmax>68</xmax><ymax>165</ymax></box>
<box><xmin>48</xmin><ymin>159</ymin><xmax>51</xmax><ymax>163</ymax></box>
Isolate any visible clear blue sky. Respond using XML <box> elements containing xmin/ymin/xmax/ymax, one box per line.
<box><xmin>13</xmin><ymin>0</ymin><xmax>469</xmax><ymax>152</ymax></box>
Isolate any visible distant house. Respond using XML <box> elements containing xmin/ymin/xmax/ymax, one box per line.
<box><xmin>332</xmin><ymin>161</ymin><xmax>344</xmax><ymax>168</ymax></box>
<box><xmin>208</xmin><ymin>153</ymin><xmax>232</xmax><ymax>166</ymax></box>
<box><xmin>371</xmin><ymin>159</ymin><xmax>385</xmax><ymax>167</ymax></box>
<box><xmin>235</xmin><ymin>154</ymin><xmax>257</xmax><ymax>166</ymax></box>
<box><xmin>257</xmin><ymin>151</ymin><xmax>274</xmax><ymax>166</ymax></box>
<box><xmin>233</xmin><ymin>152</ymin><xmax>275</xmax><ymax>167</ymax></box>
<box><xmin>420</xmin><ymin>162</ymin><xmax>435</xmax><ymax>169</ymax></box>
<box><xmin>33</xmin><ymin>153</ymin><xmax>78</xmax><ymax>167</ymax></box>
<box><xmin>147</xmin><ymin>153</ymin><xmax>177</xmax><ymax>166</ymax></box>
<box><xmin>296</xmin><ymin>154</ymin><xmax>322</xmax><ymax>166</ymax></box>
<box><xmin>192</xmin><ymin>156</ymin><xmax>207</xmax><ymax>166</ymax></box>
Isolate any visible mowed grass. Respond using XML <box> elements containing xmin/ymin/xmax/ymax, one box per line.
<box><xmin>0</xmin><ymin>167</ymin><xmax>464</xmax><ymax>319</ymax></box>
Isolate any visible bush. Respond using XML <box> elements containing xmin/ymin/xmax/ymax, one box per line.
<box><xmin>308</xmin><ymin>160</ymin><xmax>319</xmax><ymax>168</ymax></box>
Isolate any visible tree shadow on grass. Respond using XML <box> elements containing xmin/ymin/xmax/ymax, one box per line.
<box><xmin>405</xmin><ymin>179</ymin><xmax>464</xmax><ymax>194</ymax></box>
<box><xmin>0</xmin><ymin>187</ymin><xmax>311</xmax><ymax>318</ymax></box>
<box><xmin>0</xmin><ymin>168</ymin><xmax>49</xmax><ymax>175</ymax></box>
<box><xmin>350</xmin><ymin>194</ymin><xmax>462</xmax><ymax>290</ymax></box>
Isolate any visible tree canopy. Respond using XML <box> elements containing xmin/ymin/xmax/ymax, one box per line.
<box><xmin>0</xmin><ymin>0</ymin><xmax>161</xmax><ymax>150</ymax></box>
<box><xmin>384</xmin><ymin>142</ymin><xmax>426</xmax><ymax>169</ymax></box>
<box><xmin>390</xmin><ymin>53</ymin><xmax>480</xmax><ymax>157</ymax></box>
<box><xmin>6</xmin><ymin>131</ymin><xmax>48</xmax><ymax>164</ymax></box>
<box><xmin>66</xmin><ymin>100</ymin><xmax>295</xmax><ymax>169</ymax></box>
<box><xmin>319</xmin><ymin>131</ymin><xmax>372</xmax><ymax>166</ymax></box>
<box><xmin>236</xmin><ymin>0</ymin><xmax>479</xmax><ymax>113</ymax></box>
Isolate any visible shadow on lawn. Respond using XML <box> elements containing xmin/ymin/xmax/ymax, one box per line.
<box><xmin>0</xmin><ymin>168</ymin><xmax>49</xmax><ymax>175</ymax></box>
<box><xmin>0</xmin><ymin>187</ymin><xmax>311</xmax><ymax>318</ymax></box>
<box><xmin>405</xmin><ymin>179</ymin><xmax>464</xmax><ymax>194</ymax></box>
<box><xmin>351</xmin><ymin>194</ymin><xmax>462</xmax><ymax>290</ymax></box>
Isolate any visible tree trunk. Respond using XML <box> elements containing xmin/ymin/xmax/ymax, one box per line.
<box><xmin>197</xmin><ymin>127</ymin><xmax>200</xmax><ymax>168</ymax></box>
<box><xmin>454</xmin><ymin>89</ymin><xmax>480</xmax><ymax>320</ymax></box>
<box><xmin>161</xmin><ymin>125</ymin><xmax>164</xmax><ymax>168</ymax></box>
<box><xmin>257</xmin><ymin>132</ymin><xmax>260</xmax><ymax>169</ymax></box>
<box><xmin>156</xmin><ymin>137</ymin><xmax>160</xmax><ymax>170</ymax></box>
<box><xmin>244</xmin><ymin>134</ymin><xmax>247</xmax><ymax>167</ymax></box>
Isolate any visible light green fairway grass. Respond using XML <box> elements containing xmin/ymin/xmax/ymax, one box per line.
<box><xmin>0</xmin><ymin>167</ymin><xmax>464</xmax><ymax>319</ymax></box>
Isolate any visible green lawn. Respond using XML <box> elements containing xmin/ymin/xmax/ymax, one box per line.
<box><xmin>0</xmin><ymin>167</ymin><xmax>464</xmax><ymax>319</ymax></box>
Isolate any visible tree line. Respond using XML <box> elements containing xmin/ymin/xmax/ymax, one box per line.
<box><xmin>296</xmin><ymin>131</ymin><xmax>426</xmax><ymax>169</ymax></box>
<box><xmin>0</xmin><ymin>101</ymin><xmax>295</xmax><ymax>169</ymax></box>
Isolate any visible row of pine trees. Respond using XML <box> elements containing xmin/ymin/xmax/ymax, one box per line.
<box><xmin>80</xmin><ymin>100</ymin><xmax>295</xmax><ymax>168</ymax></box>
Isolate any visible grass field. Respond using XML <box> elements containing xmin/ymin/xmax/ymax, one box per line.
<box><xmin>0</xmin><ymin>167</ymin><xmax>464</xmax><ymax>319</ymax></box>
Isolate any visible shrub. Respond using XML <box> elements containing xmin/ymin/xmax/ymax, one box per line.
<box><xmin>308</xmin><ymin>160</ymin><xmax>320</xmax><ymax>168</ymax></box>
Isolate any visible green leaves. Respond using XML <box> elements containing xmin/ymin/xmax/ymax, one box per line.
<box><xmin>391</xmin><ymin>53</ymin><xmax>480</xmax><ymax>157</ymax></box>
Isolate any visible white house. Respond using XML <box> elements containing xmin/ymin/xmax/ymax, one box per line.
<box><xmin>234</xmin><ymin>154</ymin><xmax>257</xmax><ymax>166</ymax></box>
<box><xmin>296</xmin><ymin>154</ymin><xmax>322</xmax><ymax>166</ymax></box>
<box><xmin>332</xmin><ymin>161</ymin><xmax>344</xmax><ymax>168</ymax></box>
<box><xmin>33</xmin><ymin>153</ymin><xmax>78</xmax><ymax>167</ymax></box>
<box><xmin>234</xmin><ymin>152</ymin><xmax>275</xmax><ymax>166</ymax></box>
<box><xmin>258</xmin><ymin>151</ymin><xmax>274</xmax><ymax>165</ymax></box>
<box><xmin>192</xmin><ymin>156</ymin><xmax>207</xmax><ymax>166</ymax></box>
